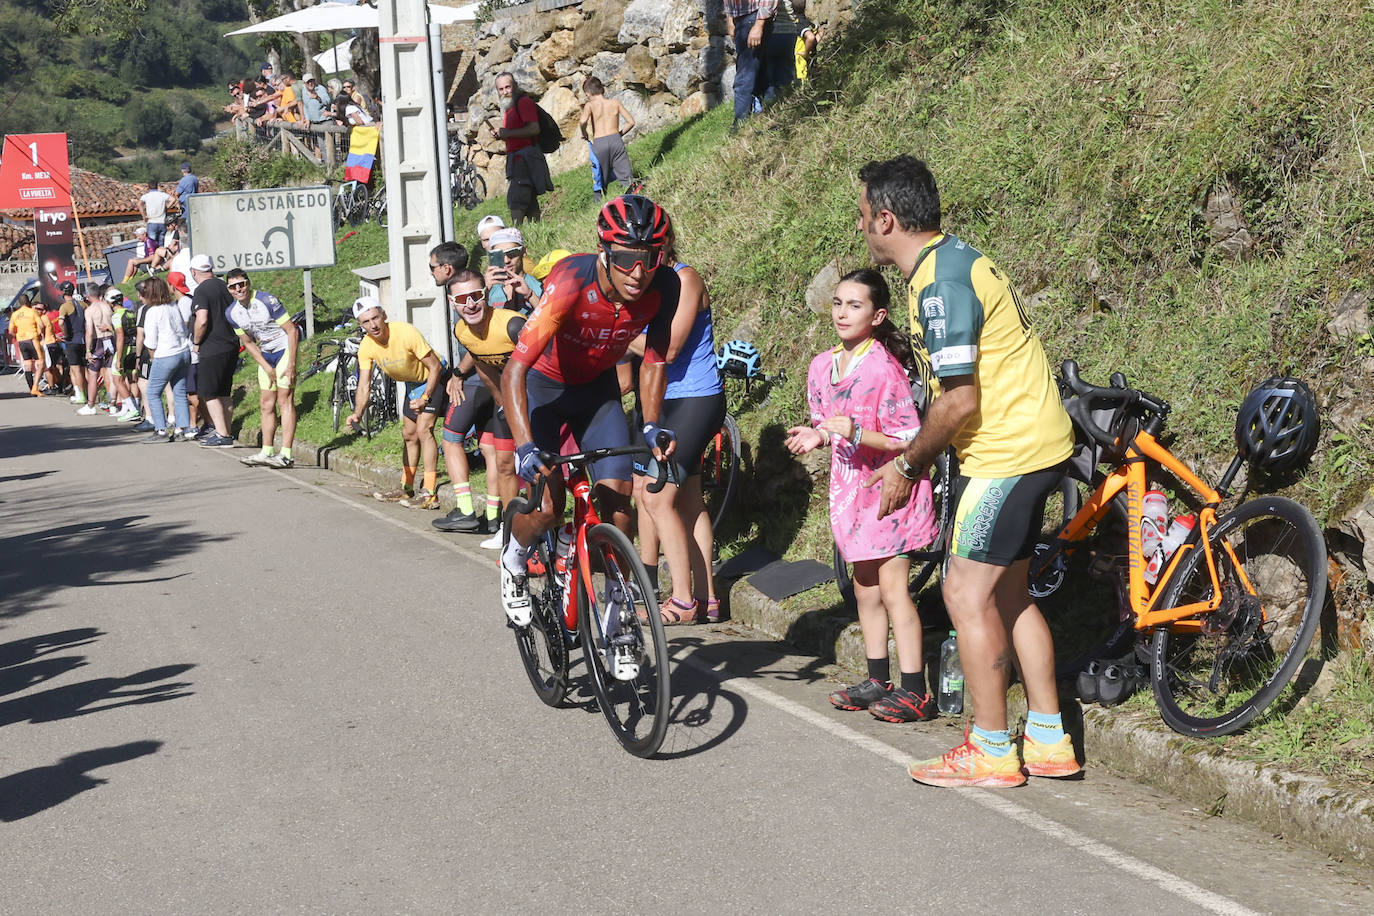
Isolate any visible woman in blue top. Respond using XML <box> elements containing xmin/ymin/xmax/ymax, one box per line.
<box><xmin>632</xmin><ymin>227</ymin><xmax>726</xmax><ymax>624</ymax></box>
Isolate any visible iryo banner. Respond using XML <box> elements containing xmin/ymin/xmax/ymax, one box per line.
<box><xmin>0</xmin><ymin>133</ymin><xmax>71</xmax><ymax>209</ymax></box>
<box><xmin>35</xmin><ymin>205</ymin><xmax>77</xmax><ymax>308</ymax></box>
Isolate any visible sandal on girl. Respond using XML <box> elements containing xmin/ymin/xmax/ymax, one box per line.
<box><xmin>659</xmin><ymin>596</ymin><xmax>698</xmax><ymax>626</ymax></box>
<box><xmin>702</xmin><ymin>597</ymin><xmax>722</xmax><ymax>623</ymax></box>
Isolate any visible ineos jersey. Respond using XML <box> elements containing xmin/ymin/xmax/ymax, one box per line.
<box><xmin>511</xmin><ymin>253</ymin><xmax>680</xmax><ymax>385</ymax></box>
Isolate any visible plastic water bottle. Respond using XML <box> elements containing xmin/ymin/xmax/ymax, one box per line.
<box><xmin>937</xmin><ymin>630</ymin><xmax>964</xmax><ymax>715</ymax></box>
<box><xmin>553</xmin><ymin>524</ymin><xmax>574</xmax><ymax>592</ymax></box>
<box><xmin>1147</xmin><ymin>514</ymin><xmax>1196</xmax><ymax>584</ymax></box>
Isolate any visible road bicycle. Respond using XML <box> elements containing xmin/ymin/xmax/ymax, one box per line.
<box><xmin>331</xmin><ymin>179</ymin><xmax>371</xmax><ymax>228</ymax></box>
<box><xmin>448</xmin><ymin>137</ymin><xmax>487</xmax><ymax>211</ymax></box>
<box><xmin>368</xmin><ymin>186</ymin><xmax>387</xmax><ymax>228</ymax></box>
<box><xmin>1029</xmin><ymin>360</ymin><xmax>1325</xmax><ymax>737</ymax></box>
<box><xmin>300</xmin><ymin>333</ymin><xmax>397</xmax><ymax>438</ymax></box>
<box><xmin>505</xmin><ymin>440</ymin><xmax>676</xmax><ymax>758</ymax></box>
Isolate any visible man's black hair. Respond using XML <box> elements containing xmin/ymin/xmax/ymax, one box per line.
<box><xmin>857</xmin><ymin>155</ymin><xmax>941</xmax><ymax>233</ymax></box>
<box><xmin>430</xmin><ymin>240</ymin><xmax>469</xmax><ymax>272</ymax></box>
<box><xmin>225</xmin><ymin>267</ymin><xmax>249</xmax><ymax>282</ymax></box>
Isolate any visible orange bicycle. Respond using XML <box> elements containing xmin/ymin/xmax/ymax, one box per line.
<box><xmin>1031</xmin><ymin>361</ymin><xmax>1325</xmax><ymax>737</ymax></box>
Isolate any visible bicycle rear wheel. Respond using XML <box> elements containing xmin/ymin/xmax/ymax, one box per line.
<box><xmin>508</xmin><ymin>525</ymin><xmax>569</xmax><ymax>707</ymax></box>
<box><xmin>348</xmin><ymin>184</ymin><xmax>370</xmax><ymax>226</ymax></box>
<box><xmin>332</xmin><ymin>355</ymin><xmax>354</xmax><ymax>432</ymax></box>
<box><xmin>577</xmin><ymin>522</ymin><xmax>671</xmax><ymax>757</ymax></box>
<box><xmin>700</xmin><ymin>413</ymin><xmax>740</xmax><ymax>532</ymax></box>
<box><xmin>361</xmin><ymin>366</ymin><xmax>391</xmax><ymax>437</ymax></box>
<box><xmin>1150</xmin><ymin>496</ymin><xmax>1325</xmax><ymax>737</ymax></box>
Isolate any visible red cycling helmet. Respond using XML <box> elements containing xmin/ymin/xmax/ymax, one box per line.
<box><xmin>597</xmin><ymin>194</ymin><xmax>670</xmax><ymax>249</ymax></box>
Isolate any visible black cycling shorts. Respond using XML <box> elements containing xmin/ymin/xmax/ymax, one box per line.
<box><xmin>197</xmin><ymin>351</ymin><xmax>237</xmax><ymax>399</ymax></box>
<box><xmin>18</xmin><ymin>340</ymin><xmax>39</xmax><ymax>361</ymax></box>
<box><xmin>527</xmin><ymin>367</ymin><xmax>632</xmax><ymax>481</ymax></box>
<box><xmin>46</xmin><ymin>344</ymin><xmax>65</xmax><ymax>367</ymax></box>
<box><xmin>400</xmin><ymin>367</ymin><xmax>452</xmax><ymax>421</ymax></box>
<box><xmin>949</xmin><ymin>461</ymin><xmax>1068</xmax><ymax>566</ymax></box>
<box><xmin>63</xmin><ymin>342</ymin><xmax>87</xmax><ymax>367</ymax></box>
<box><xmin>633</xmin><ymin>391</ymin><xmax>726</xmax><ymax>483</ymax></box>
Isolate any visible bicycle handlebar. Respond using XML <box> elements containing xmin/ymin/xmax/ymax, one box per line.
<box><xmin>1059</xmin><ymin>359</ymin><xmax>1171</xmax><ymax>450</ymax></box>
<box><xmin>509</xmin><ymin>438</ymin><xmax>678</xmax><ymax>520</ymax></box>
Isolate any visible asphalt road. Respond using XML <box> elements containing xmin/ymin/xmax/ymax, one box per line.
<box><xmin>2</xmin><ymin>384</ymin><xmax>1372</xmax><ymax>914</ymax></box>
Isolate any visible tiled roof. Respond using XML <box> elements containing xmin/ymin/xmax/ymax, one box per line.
<box><xmin>0</xmin><ymin>219</ymin><xmax>163</xmax><ymax>262</ymax></box>
<box><xmin>0</xmin><ymin>166</ymin><xmax>186</xmax><ymax>220</ymax></box>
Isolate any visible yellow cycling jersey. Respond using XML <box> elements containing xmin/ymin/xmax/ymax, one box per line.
<box><xmin>358</xmin><ymin>320</ymin><xmax>434</xmax><ymax>384</ymax></box>
<box><xmin>10</xmin><ymin>305</ymin><xmax>43</xmax><ymax>341</ymax></box>
<box><xmin>454</xmin><ymin>307</ymin><xmax>525</xmax><ymax>370</ymax></box>
<box><xmin>906</xmin><ymin>233</ymin><xmax>1073</xmax><ymax>477</ymax></box>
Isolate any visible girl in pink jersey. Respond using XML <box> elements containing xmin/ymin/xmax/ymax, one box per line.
<box><xmin>786</xmin><ymin>269</ymin><xmax>939</xmax><ymax>723</ymax></box>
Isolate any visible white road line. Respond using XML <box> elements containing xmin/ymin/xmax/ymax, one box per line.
<box><xmin>703</xmin><ymin>664</ymin><xmax>1260</xmax><ymax>916</ymax></box>
<box><xmin>281</xmin><ymin>462</ymin><xmax>1258</xmax><ymax>916</ymax></box>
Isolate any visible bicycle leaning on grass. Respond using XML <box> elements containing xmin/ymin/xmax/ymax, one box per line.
<box><xmin>299</xmin><ymin>332</ymin><xmax>398</xmax><ymax>438</ymax></box>
<box><xmin>505</xmin><ymin>438</ymin><xmax>677</xmax><ymax>758</ymax></box>
<box><xmin>1030</xmin><ymin>360</ymin><xmax>1326</xmax><ymax>738</ymax></box>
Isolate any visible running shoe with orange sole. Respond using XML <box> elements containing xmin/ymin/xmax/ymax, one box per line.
<box><xmin>1020</xmin><ymin>733</ymin><xmax>1082</xmax><ymax>778</ymax></box>
<box><xmin>907</xmin><ymin>737</ymin><xmax>1027</xmax><ymax>788</ymax></box>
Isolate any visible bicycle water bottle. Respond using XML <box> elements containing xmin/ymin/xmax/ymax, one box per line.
<box><xmin>554</xmin><ymin>524</ymin><xmax>574</xmax><ymax>592</ymax></box>
<box><xmin>1147</xmin><ymin>514</ymin><xmax>1196</xmax><ymax>584</ymax></box>
<box><xmin>937</xmin><ymin>631</ymin><xmax>964</xmax><ymax>715</ymax></box>
<box><xmin>1140</xmin><ymin>488</ymin><xmax>1167</xmax><ymax>576</ymax></box>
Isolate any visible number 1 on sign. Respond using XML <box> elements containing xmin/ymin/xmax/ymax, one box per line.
<box><xmin>28</xmin><ymin>141</ymin><xmax>38</xmax><ymax>166</ymax></box>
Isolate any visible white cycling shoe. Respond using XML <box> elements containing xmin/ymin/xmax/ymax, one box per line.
<box><xmin>501</xmin><ymin>565</ymin><xmax>532</xmax><ymax>627</ymax></box>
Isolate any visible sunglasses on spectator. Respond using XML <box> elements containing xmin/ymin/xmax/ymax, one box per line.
<box><xmin>448</xmin><ymin>290</ymin><xmax>485</xmax><ymax>307</ymax></box>
<box><xmin>602</xmin><ymin>245</ymin><xmax>662</xmax><ymax>275</ymax></box>
<box><xmin>227</xmin><ymin>280</ymin><xmax>249</xmax><ymax>290</ymax></box>
<box><xmin>500</xmin><ymin>247</ymin><xmax>525</xmax><ymax>265</ymax></box>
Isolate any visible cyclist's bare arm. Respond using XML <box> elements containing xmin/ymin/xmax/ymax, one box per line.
<box><xmin>865</xmin><ymin>374</ymin><xmax>976</xmax><ymax>519</ymax></box>
<box><xmin>416</xmin><ymin>351</ymin><xmax>444</xmax><ymax>405</ymax></box>
<box><xmin>666</xmin><ymin>268</ymin><xmax>707</xmax><ymax>364</ymax></box>
<box><xmin>447</xmin><ymin>353</ymin><xmax>476</xmax><ymax>401</ymax></box>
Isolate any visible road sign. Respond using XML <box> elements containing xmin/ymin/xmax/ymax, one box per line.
<box><xmin>0</xmin><ymin>133</ymin><xmax>71</xmax><ymax>208</ymax></box>
<box><xmin>187</xmin><ymin>186</ymin><xmax>336</xmax><ymax>272</ymax></box>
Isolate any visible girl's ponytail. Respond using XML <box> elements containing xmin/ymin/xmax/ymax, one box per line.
<box><xmin>839</xmin><ymin>268</ymin><xmax>916</xmax><ymax>375</ymax></box>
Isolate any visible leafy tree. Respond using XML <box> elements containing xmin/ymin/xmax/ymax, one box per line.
<box><xmin>127</xmin><ymin>96</ymin><xmax>173</xmax><ymax>147</ymax></box>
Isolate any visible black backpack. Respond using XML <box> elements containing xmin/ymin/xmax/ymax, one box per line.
<box><xmin>535</xmin><ymin>104</ymin><xmax>561</xmax><ymax>154</ymax></box>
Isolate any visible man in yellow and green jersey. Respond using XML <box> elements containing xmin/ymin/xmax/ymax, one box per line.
<box><xmin>859</xmin><ymin>154</ymin><xmax>1078</xmax><ymax>789</ymax></box>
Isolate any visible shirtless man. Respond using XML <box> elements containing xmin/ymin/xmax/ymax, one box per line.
<box><xmin>579</xmin><ymin>76</ymin><xmax>635</xmax><ymax>203</ymax></box>
<box><xmin>79</xmin><ymin>287</ymin><xmax>119</xmax><ymax>414</ymax></box>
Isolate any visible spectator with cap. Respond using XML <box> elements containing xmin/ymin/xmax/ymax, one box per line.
<box><xmin>474</xmin><ymin>214</ymin><xmax>505</xmax><ymax>270</ymax></box>
<box><xmin>139</xmin><ymin>179</ymin><xmax>173</xmax><ymax>247</ymax></box>
<box><xmin>301</xmin><ymin>74</ymin><xmax>334</xmax><ymax>132</ymax></box>
<box><xmin>176</xmin><ymin>162</ymin><xmax>199</xmax><ymax>240</ymax></box>
<box><xmin>189</xmin><ymin>254</ymin><xmax>239</xmax><ymax>448</ymax></box>
<box><xmin>483</xmin><ymin>228</ymin><xmax>542</xmax><ymax>314</ymax></box>
<box><xmin>346</xmin><ymin>296</ymin><xmax>450</xmax><ymax>509</ymax></box>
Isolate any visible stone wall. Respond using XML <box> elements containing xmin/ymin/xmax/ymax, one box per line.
<box><xmin>457</xmin><ymin>0</ymin><xmax>848</xmax><ymax>194</ymax></box>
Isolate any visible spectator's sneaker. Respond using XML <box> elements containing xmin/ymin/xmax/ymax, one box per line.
<box><xmin>869</xmin><ymin>687</ymin><xmax>937</xmax><ymax>723</ymax></box>
<box><xmin>263</xmin><ymin>454</ymin><xmax>294</xmax><ymax>469</ymax></box>
<box><xmin>240</xmin><ymin>452</ymin><xmax>274</xmax><ymax>467</ymax></box>
<box><xmin>69</xmin><ymin>392</ymin><xmax>86</xmax><ymax>404</ymax></box>
<box><xmin>115</xmin><ymin>409</ymin><xmax>141</xmax><ymax>422</ymax></box>
<box><xmin>181</xmin><ymin>426</ymin><xmax>202</xmax><ymax>440</ymax></box>
<box><xmin>479</xmin><ymin>524</ymin><xmax>503</xmax><ymax>549</ymax></box>
<box><xmin>105</xmin><ymin>404</ymin><xmax>121</xmax><ymax>416</ymax></box>
<box><xmin>144</xmin><ymin>430</ymin><xmax>170</xmax><ymax>443</ymax></box>
<box><xmin>373</xmin><ymin>486</ymin><xmax>413</xmax><ymax>502</ymax></box>
<box><xmin>400</xmin><ymin>489</ymin><xmax>440</xmax><ymax>510</ymax></box>
<box><xmin>198</xmin><ymin>434</ymin><xmax>236</xmax><ymax>448</ymax></box>
<box><xmin>170</xmin><ymin>429</ymin><xmax>188</xmax><ymax>442</ymax></box>
<box><xmin>907</xmin><ymin>737</ymin><xmax>1027</xmax><ymax>788</ymax></box>
<box><xmin>76</xmin><ymin>404</ymin><xmax>98</xmax><ymax>416</ymax></box>
<box><xmin>827</xmin><ymin>678</ymin><xmax>891</xmax><ymax>711</ymax></box>
<box><xmin>1020</xmin><ymin>733</ymin><xmax>1081</xmax><ymax>779</ymax></box>
<box><xmin>30</xmin><ymin>386</ymin><xmax>45</xmax><ymax>397</ymax></box>
<box><xmin>131</xmin><ymin>419</ymin><xmax>155</xmax><ymax>432</ymax></box>
<box><xmin>501</xmin><ymin>566</ymin><xmax>532</xmax><ymax>626</ymax></box>
<box><xmin>432</xmin><ymin>508</ymin><xmax>481</xmax><ymax>532</ymax></box>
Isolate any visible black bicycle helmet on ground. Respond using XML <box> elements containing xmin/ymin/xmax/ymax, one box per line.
<box><xmin>597</xmin><ymin>194</ymin><xmax>670</xmax><ymax>249</ymax></box>
<box><xmin>1235</xmin><ymin>376</ymin><xmax>1319</xmax><ymax>472</ymax></box>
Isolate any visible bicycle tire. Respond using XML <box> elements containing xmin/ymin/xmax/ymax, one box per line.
<box><xmin>507</xmin><ymin>524</ymin><xmax>570</xmax><ymax>707</ymax></box>
<box><xmin>332</xmin><ymin>191</ymin><xmax>348</xmax><ymax>229</ymax></box>
<box><xmin>577</xmin><ymin>522</ymin><xmax>671</xmax><ymax>757</ymax></box>
<box><xmin>361</xmin><ymin>365</ymin><xmax>390</xmax><ymax>437</ymax></box>
<box><xmin>332</xmin><ymin>354</ymin><xmax>354</xmax><ymax>433</ymax></box>
<box><xmin>374</xmin><ymin>196</ymin><xmax>388</xmax><ymax>229</ymax></box>
<box><xmin>347</xmin><ymin>184</ymin><xmax>370</xmax><ymax>227</ymax></box>
<box><xmin>700</xmin><ymin>413</ymin><xmax>741</xmax><ymax>532</ymax></box>
<box><xmin>1150</xmin><ymin>496</ymin><xmax>1325</xmax><ymax>737</ymax></box>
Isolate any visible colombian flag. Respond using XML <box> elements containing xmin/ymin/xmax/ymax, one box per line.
<box><xmin>345</xmin><ymin>126</ymin><xmax>380</xmax><ymax>183</ymax></box>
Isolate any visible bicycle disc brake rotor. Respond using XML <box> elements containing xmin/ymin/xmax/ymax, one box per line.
<box><xmin>1028</xmin><ymin>541</ymin><xmax>1066</xmax><ymax>598</ymax></box>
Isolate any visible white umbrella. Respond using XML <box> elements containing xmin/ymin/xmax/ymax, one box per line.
<box><xmin>226</xmin><ymin>1</ymin><xmax>476</xmax><ymax>36</ymax></box>
<box><xmin>313</xmin><ymin>36</ymin><xmax>355</xmax><ymax>74</ymax></box>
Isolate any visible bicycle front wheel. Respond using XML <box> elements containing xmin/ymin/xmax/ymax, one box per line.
<box><xmin>701</xmin><ymin>413</ymin><xmax>741</xmax><ymax>532</ymax></box>
<box><xmin>348</xmin><ymin>184</ymin><xmax>370</xmax><ymax>226</ymax></box>
<box><xmin>361</xmin><ymin>366</ymin><xmax>391</xmax><ymax>437</ymax></box>
<box><xmin>577</xmin><ymin>522</ymin><xmax>671</xmax><ymax>757</ymax></box>
<box><xmin>509</xmin><ymin>526</ymin><xmax>569</xmax><ymax>707</ymax></box>
<box><xmin>332</xmin><ymin>355</ymin><xmax>354</xmax><ymax>433</ymax></box>
<box><xmin>1150</xmin><ymin>496</ymin><xmax>1325</xmax><ymax>737</ymax></box>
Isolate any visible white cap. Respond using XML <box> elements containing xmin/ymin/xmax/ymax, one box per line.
<box><xmin>104</xmin><ymin>287</ymin><xmax>124</xmax><ymax>303</ymax></box>
<box><xmin>476</xmin><ymin>214</ymin><xmax>505</xmax><ymax>235</ymax></box>
<box><xmin>490</xmin><ymin>228</ymin><xmax>524</xmax><ymax>248</ymax></box>
<box><xmin>190</xmin><ymin>254</ymin><xmax>213</xmax><ymax>272</ymax></box>
<box><xmin>135</xmin><ymin>227</ymin><xmax>148</xmax><ymax>235</ymax></box>
<box><xmin>352</xmin><ymin>295</ymin><xmax>382</xmax><ymax>319</ymax></box>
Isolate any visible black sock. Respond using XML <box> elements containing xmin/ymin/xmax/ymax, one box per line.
<box><xmin>900</xmin><ymin>669</ymin><xmax>927</xmax><ymax>696</ymax></box>
<box><xmin>24</xmin><ymin>370</ymin><xmax>33</xmax><ymax>387</ymax></box>
<box><xmin>644</xmin><ymin>564</ymin><xmax>658</xmax><ymax>591</ymax></box>
<box><xmin>866</xmin><ymin>657</ymin><xmax>890</xmax><ymax>684</ymax></box>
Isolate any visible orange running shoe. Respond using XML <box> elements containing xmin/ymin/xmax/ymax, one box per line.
<box><xmin>907</xmin><ymin>737</ymin><xmax>1027</xmax><ymax>788</ymax></box>
<box><xmin>1021</xmin><ymin>733</ymin><xmax>1082</xmax><ymax>778</ymax></box>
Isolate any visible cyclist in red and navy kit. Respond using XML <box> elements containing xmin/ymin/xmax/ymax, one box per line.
<box><xmin>499</xmin><ymin>195</ymin><xmax>681</xmax><ymax>623</ymax></box>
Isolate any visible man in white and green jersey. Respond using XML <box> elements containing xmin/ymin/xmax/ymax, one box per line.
<box><xmin>859</xmin><ymin>154</ymin><xmax>1078</xmax><ymax>789</ymax></box>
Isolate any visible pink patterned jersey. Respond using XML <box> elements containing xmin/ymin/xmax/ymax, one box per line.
<box><xmin>807</xmin><ymin>340</ymin><xmax>938</xmax><ymax>563</ymax></box>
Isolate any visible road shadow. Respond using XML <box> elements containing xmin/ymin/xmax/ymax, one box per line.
<box><xmin>0</xmin><ymin>740</ymin><xmax>163</xmax><ymax>821</ymax></box>
<box><xmin>0</xmin><ymin>470</ymin><xmax>56</xmax><ymax>484</ymax></box>
<box><xmin>0</xmin><ymin>663</ymin><xmax>195</xmax><ymax>727</ymax></box>
<box><xmin>0</xmin><ymin>514</ymin><xmax>219</xmax><ymax>619</ymax></box>
<box><xmin>0</xmin><ymin>627</ymin><xmax>102</xmax><ymax>668</ymax></box>
<box><xmin>0</xmin><ymin>421</ymin><xmax>146</xmax><ymax>461</ymax></box>
<box><xmin>0</xmin><ymin>628</ymin><xmax>101</xmax><ymax>700</ymax></box>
